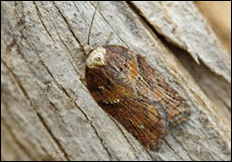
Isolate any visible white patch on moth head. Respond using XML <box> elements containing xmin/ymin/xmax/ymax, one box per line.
<box><xmin>86</xmin><ymin>47</ymin><xmax>106</xmax><ymax>69</ymax></box>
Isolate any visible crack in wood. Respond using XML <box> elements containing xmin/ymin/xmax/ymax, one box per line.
<box><xmin>163</xmin><ymin>139</ymin><xmax>184</xmax><ymax>160</ymax></box>
<box><xmin>2</xmin><ymin>59</ymin><xmax>68</xmax><ymax>161</ymax></box>
<box><xmin>126</xmin><ymin>1</ymin><xmax>164</xmax><ymax>43</ymax></box>
<box><xmin>127</xmin><ymin>1</ymin><xmax>231</xmax><ymax>84</ymax></box>
<box><xmin>53</xmin><ymin>2</ymin><xmax>83</xmax><ymax>48</ymax></box>
<box><xmin>73</xmin><ymin>103</ymin><xmax>114</xmax><ymax>160</ymax></box>
<box><xmin>1</xmin><ymin>118</ymin><xmax>35</xmax><ymax>161</ymax></box>
<box><xmin>36</xmin><ymin>112</ymin><xmax>70</xmax><ymax>161</ymax></box>
<box><xmin>52</xmin><ymin>23</ymin><xmax>84</xmax><ymax>81</ymax></box>
<box><xmin>1</xmin><ymin>59</ymin><xmax>30</xmax><ymax>101</ymax></box>
<box><xmin>170</xmin><ymin>134</ymin><xmax>195</xmax><ymax>161</ymax></box>
<box><xmin>107</xmin><ymin>116</ymin><xmax>140</xmax><ymax>160</ymax></box>
<box><xmin>33</xmin><ymin>2</ymin><xmax>56</xmax><ymax>43</ymax></box>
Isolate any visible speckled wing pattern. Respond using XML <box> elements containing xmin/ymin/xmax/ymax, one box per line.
<box><xmin>85</xmin><ymin>45</ymin><xmax>190</xmax><ymax>150</ymax></box>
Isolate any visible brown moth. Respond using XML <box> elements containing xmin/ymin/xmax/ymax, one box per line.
<box><xmin>82</xmin><ymin>2</ymin><xmax>190</xmax><ymax>150</ymax></box>
<box><xmin>85</xmin><ymin>45</ymin><xmax>191</xmax><ymax>150</ymax></box>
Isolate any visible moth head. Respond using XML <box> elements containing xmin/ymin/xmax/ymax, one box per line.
<box><xmin>86</xmin><ymin>47</ymin><xmax>106</xmax><ymax>69</ymax></box>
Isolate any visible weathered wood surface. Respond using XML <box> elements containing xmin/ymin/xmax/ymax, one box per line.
<box><xmin>1</xmin><ymin>1</ymin><xmax>231</xmax><ymax>161</ymax></box>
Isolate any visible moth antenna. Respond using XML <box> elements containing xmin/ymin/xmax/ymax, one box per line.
<box><xmin>87</xmin><ymin>1</ymin><xmax>100</xmax><ymax>45</ymax></box>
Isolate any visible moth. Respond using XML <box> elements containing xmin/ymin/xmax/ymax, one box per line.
<box><xmin>83</xmin><ymin>2</ymin><xmax>190</xmax><ymax>150</ymax></box>
<box><xmin>85</xmin><ymin>45</ymin><xmax>191</xmax><ymax>150</ymax></box>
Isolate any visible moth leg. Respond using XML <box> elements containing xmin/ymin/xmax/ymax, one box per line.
<box><xmin>102</xmin><ymin>32</ymin><xmax>113</xmax><ymax>46</ymax></box>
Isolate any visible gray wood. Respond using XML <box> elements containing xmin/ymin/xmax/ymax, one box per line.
<box><xmin>1</xmin><ymin>1</ymin><xmax>231</xmax><ymax>161</ymax></box>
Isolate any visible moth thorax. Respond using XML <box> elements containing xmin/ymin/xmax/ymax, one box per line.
<box><xmin>86</xmin><ymin>47</ymin><xmax>106</xmax><ymax>69</ymax></box>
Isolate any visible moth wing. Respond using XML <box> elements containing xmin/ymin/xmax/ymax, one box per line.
<box><xmin>98</xmin><ymin>96</ymin><xmax>166</xmax><ymax>150</ymax></box>
<box><xmin>136</xmin><ymin>55</ymin><xmax>191</xmax><ymax>123</ymax></box>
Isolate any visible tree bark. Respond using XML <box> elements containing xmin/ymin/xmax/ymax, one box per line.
<box><xmin>1</xmin><ymin>1</ymin><xmax>231</xmax><ymax>161</ymax></box>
